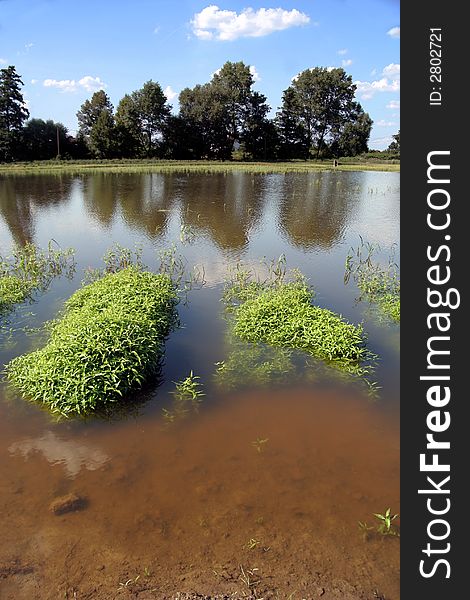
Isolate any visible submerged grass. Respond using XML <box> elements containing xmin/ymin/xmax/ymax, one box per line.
<box><xmin>6</xmin><ymin>267</ymin><xmax>178</xmax><ymax>416</ymax></box>
<box><xmin>0</xmin><ymin>241</ymin><xmax>75</xmax><ymax>315</ymax></box>
<box><xmin>223</xmin><ymin>259</ymin><xmax>372</xmax><ymax>379</ymax></box>
<box><xmin>345</xmin><ymin>240</ymin><xmax>400</xmax><ymax>323</ymax></box>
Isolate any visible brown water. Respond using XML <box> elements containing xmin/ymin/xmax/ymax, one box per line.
<box><xmin>0</xmin><ymin>171</ymin><xmax>400</xmax><ymax>599</ymax></box>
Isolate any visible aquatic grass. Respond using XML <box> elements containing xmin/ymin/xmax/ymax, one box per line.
<box><xmin>223</xmin><ymin>262</ymin><xmax>370</xmax><ymax>377</ymax></box>
<box><xmin>345</xmin><ymin>240</ymin><xmax>400</xmax><ymax>323</ymax></box>
<box><xmin>214</xmin><ymin>341</ymin><xmax>296</xmax><ymax>390</ymax></box>
<box><xmin>162</xmin><ymin>371</ymin><xmax>204</xmax><ymax>423</ymax></box>
<box><xmin>6</xmin><ymin>267</ymin><xmax>178</xmax><ymax>416</ymax></box>
<box><xmin>0</xmin><ymin>241</ymin><xmax>75</xmax><ymax>314</ymax></box>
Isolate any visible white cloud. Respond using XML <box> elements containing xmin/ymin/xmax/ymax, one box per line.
<box><xmin>342</xmin><ymin>59</ymin><xmax>353</xmax><ymax>67</ymax></box>
<box><xmin>337</xmin><ymin>48</ymin><xmax>348</xmax><ymax>55</ymax></box>
<box><xmin>387</xmin><ymin>26</ymin><xmax>400</xmax><ymax>39</ymax></box>
<box><xmin>376</xmin><ymin>119</ymin><xmax>397</xmax><ymax>127</ymax></box>
<box><xmin>382</xmin><ymin>63</ymin><xmax>400</xmax><ymax>79</ymax></box>
<box><xmin>355</xmin><ymin>62</ymin><xmax>400</xmax><ymax>100</ymax></box>
<box><xmin>191</xmin><ymin>5</ymin><xmax>310</xmax><ymax>41</ymax></box>
<box><xmin>31</xmin><ymin>78</ymin><xmax>38</xmax><ymax>84</ymax></box>
<box><xmin>153</xmin><ymin>26</ymin><xmax>160</xmax><ymax>34</ymax></box>
<box><xmin>0</xmin><ymin>58</ymin><xmax>7</xmax><ymax>65</ymax></box>
<box><xmin>387</xmin><ymin>99</ymin><xmax>400</xmax><ymax>109</ymax></box>
<box><xmin>250</xmin><ymin>65</ymin><xmax>260</xmax><ymax>82</ymax></box>
<box><xmin>43</xmin><ymin>75</ymin><xmax>107</xmax><ymax>93</ymax></box>
<box><xmin>164</xmin><ymin>85</ymin><xmax>178</xmax><ymax>102</ymax></box>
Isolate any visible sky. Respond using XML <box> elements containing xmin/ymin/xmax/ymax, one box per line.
<box><xmin>0</xmin><ymin>0</ymin><xmax>399</xmax><ymax>149</ymax></box>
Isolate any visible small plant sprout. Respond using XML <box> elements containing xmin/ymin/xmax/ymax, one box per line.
<box><xmin>374</xmin><ymin>508</ymin><xmax>400</xmax><ymax>536</ymax></box>
<box><xmin>246</xmin><ymin>538</ymin><xmax>261</xmax><ymax>550</ymax></box>
<box><xmin>252</xmin><ymin>437</ymin><xmax>269</xmax><ymax>453</ymax></box>
<box><xmin>359</xmin><ymin>508</ymin><xmax>400</xmax><ymax>540</ymax></box>
<box><xmin>172</xmin><ymin>370</ymin><xmax>205</xmax><ymax>401</ymax></box>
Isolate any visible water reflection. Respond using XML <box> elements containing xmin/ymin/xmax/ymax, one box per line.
<box><xmin>0</xmin><ymin>175</ymin><xmax>73</xmax><ymax>245</ymax></box>
<box><xmin>9</xmin><ymin>430</ymin><xmax>109</xmax><ymax>478</ymax></box>
<box><xmin>0</xmin><ymin>171</ymin><xmax>396</xmax><ymax>253</ymax></box>
<box><xmin>277</xmin><ymin>172</ymin><xmax>360</xmax><ymax>250</ymax></box>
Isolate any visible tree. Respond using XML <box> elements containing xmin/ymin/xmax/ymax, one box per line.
<box><xmin>387</xmin><ymin>130</ymin><xmax>400</xmax><ymax>153</ymax></box>
<box><xmin>275</xmin><ymin>88</ymin><xmax>309</xmax><ymax>159</ymax></box>
<box><xmin>179</xmin><ymin>61</ymin><xmax>272</xmax><ymax>160</ymax></box>
<box><xmin>277</xmin><ymin>67</ymin><xmax>368</xmax><ymax>158</ymax></box>
<box><xmin>76</xmin><ymin>90</ymin><xmax>115</xmax><ymax>158</ymax></box>
<box><xmin>331</xmin><ymin>106</ymin><xmax>372</xmax><ymax>157</ymax></box>
<box><xmin>130</xmin><ymin>81</ymin><xmax>171</xmax><ymax>157</ymax></box>
<box><xmin>22</xmin><ymin>119</ymin><xmax>69</xmax><ymax>160</ymax></box>
<box><xmin>115</xmin><ymin>94</ymin><xmax>141</xmax><ymax>157</ymax></box>
<box><xmin>0</xmin><ymin>65</ymin><xmax>30</xmax><ymax>162</ymax></box>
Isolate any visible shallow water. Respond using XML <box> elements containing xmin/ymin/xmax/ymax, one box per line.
<box><xmin>0</xmin><ymin>170</ymin><xmax>400</xmax><ymax>598</ymax></box>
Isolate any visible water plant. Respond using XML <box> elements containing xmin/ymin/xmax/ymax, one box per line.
<box><xmin>373</xmin><ymin>508</ymin><xmax>400</xmax><ymax>536</ymax></box>
<box><xmin>345</xmin><ymin>239</ymin><xmax>400</xmax><ymax>323</ymax></box>
<box><xmin>162</xmin><ymin>371</ymin><xmax>204</xmax><ymax>422</ymax></box>
<box><xmin>0</xmin><ymin>241</ymin><xmax>75</xmax><ymax>314</ymax></box>
<box><xmin>223</xmin><ymin>261</ymin><xmax>371</xmax><ymax>378</ymax></box>
<box><xmin>252</xmin><ymin>437</ymin><xmax>269</xmax><ymax>453</ymax></box>
<box><xmin>358</xmin><ymin>508</ymin><xmax>400</xmax><ymax>539</ymax></box>
<box><xmin>6</xmin><ymin>267</ymin><xmax>179</xmax><ymax>416</ymax></box>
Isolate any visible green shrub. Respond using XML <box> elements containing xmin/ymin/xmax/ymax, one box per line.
<box><xmin>6</xmin><ymin>267</ymin><xmax>178</xmax><ymax>416</ymax></box>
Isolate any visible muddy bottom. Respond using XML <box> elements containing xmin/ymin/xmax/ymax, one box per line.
<box><xmin>0</xmin><ymin>386</ymin><xmax>399</xmax><ymax>599</ymax></box>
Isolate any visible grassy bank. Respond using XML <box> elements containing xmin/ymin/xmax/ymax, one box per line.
<box><xmin>6</xmin><ymin>267</ymin><xmax>178</xmax><ymax>416</ymax></box>
<box><xmin>0</xmin><ymin>158</ymin><xmax>400</xmax><ymax>175</ymax></box>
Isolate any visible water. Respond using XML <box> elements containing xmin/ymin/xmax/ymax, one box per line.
<box><xmin>0</xmin><ymin>170</ymin><xmax>400</xmax><ymax>599</ymax></box>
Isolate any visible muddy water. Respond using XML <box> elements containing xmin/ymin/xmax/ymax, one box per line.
<box><xmin>0</xmin><ymin>171</ymin><xmax>400</xmax><ymax>599</ymax></box>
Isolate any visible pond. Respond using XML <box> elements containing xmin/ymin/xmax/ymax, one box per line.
<box><xmin>0</xmin><ymin>170</ymin><xmax>400</xmax><ymax>599</ymax></box>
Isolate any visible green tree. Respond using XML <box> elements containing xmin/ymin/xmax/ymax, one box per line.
<box><xmin>130</xmin><ymin>81</ymin><xmax>171</xmax><ymax>157</ymax></box>
<box><xmin>77</xmin><ymin>90</ymin><xmax>115</xmax><ymax>158</ymax></box>
<box><xmin>387</xmin><ymin>130</ymin><xmax>400</xmax><ymax>153</ymax></box>
<box><xmin>22</xmin><ymin>119</ymin><xmax>69</xmax><ymax>160</ymax></box>
<box><xmin>0</xmin><ymin>65</ymin><xmax>30</xmax><ymax>162</ymax></box>
<box><xmin>115</xmin><ymin>93</ymin><xmax>141</xmax><ymax>157</ymax></box>
<box><xmin>179</xmin><ymin>61</ymin><xmax>271</xmax><ymax>160</ymax></box>
<box><xmin>331</xmin><ymin>106</ymin><xmax>373</xmax><ymax>157</ymax></box>
<box><xmin>277</xmin><ymin>67</ymin><xmax>366</xmax><ymax>158</ymax></box>
<box><xmin>275</xmin><ymin>87</ymin><xmax>309</xmax><ymax>159</ymax></box>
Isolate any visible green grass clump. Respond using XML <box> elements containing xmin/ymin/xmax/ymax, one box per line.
<box><xmin>0</xmin><ymin>241</ymin><xmax>75</xmax><ymax>315</ymax></box>
<box><xmin>0</xmin><ymin>275</ymin><xmax>35</xmax><ymax>312</ymax></box>
<box><xmin>222</xmin><ymin>259</ymin><xmax>370</xmax><ymax>378</ymax></box>
<box><xmin>6</xmin><ymin>267</ymin><xmax>178</xmax><ymax>416</ymax></box>
<box><xmin>345</xmin><ymin>240</ymin><xmax>400</xmax><ymax>323</ymax></box>
<box><xmin>231</xmin><ymin>281</ymin><xmax>367</xmax><ymax>376</ymax></box>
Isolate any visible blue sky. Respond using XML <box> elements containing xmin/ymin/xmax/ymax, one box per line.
<box><xmin>0</xmin><ymin>0</ymin><xmax>399</xmax><ymax>149</ymax></box>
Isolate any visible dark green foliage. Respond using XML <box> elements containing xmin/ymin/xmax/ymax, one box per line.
<box><xmin>179</xmin><ymin>61</ymin><xmax>272</xmax><ymax>160</ymax></box>
<box><xmin>276</xmin><ymin>67</ymin><xmax>371</xmax><ymax>158</ymax></box>
<box><xmin>6</xmin><ymin>267</ymin><xmax>179</xmax><ymax>415</ymax></box>
<box><xmin>77</xmin><ymin>90</ymin><xmax>116</xmax><ymax>158</ymax></box>
<box><xmin>22</xmin><ymin>119</ymin><xmax>70</xmax><ymax>160</ymax></box>
<box><xmin>0</xmin><ymin>66</ymin><xmax>30</xmax><ymax>162</ymax></box>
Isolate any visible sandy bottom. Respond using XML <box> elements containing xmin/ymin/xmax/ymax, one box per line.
<box><xmin>0</xmin><ymin>386</ymin><xmax>399</xmax><ymax>599</ymax></box>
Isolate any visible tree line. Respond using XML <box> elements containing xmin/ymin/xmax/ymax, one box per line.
<box><xmin>1</xmin><ymin>61</ymin><xmax>378</xmax><ymax>162</ymax></box>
